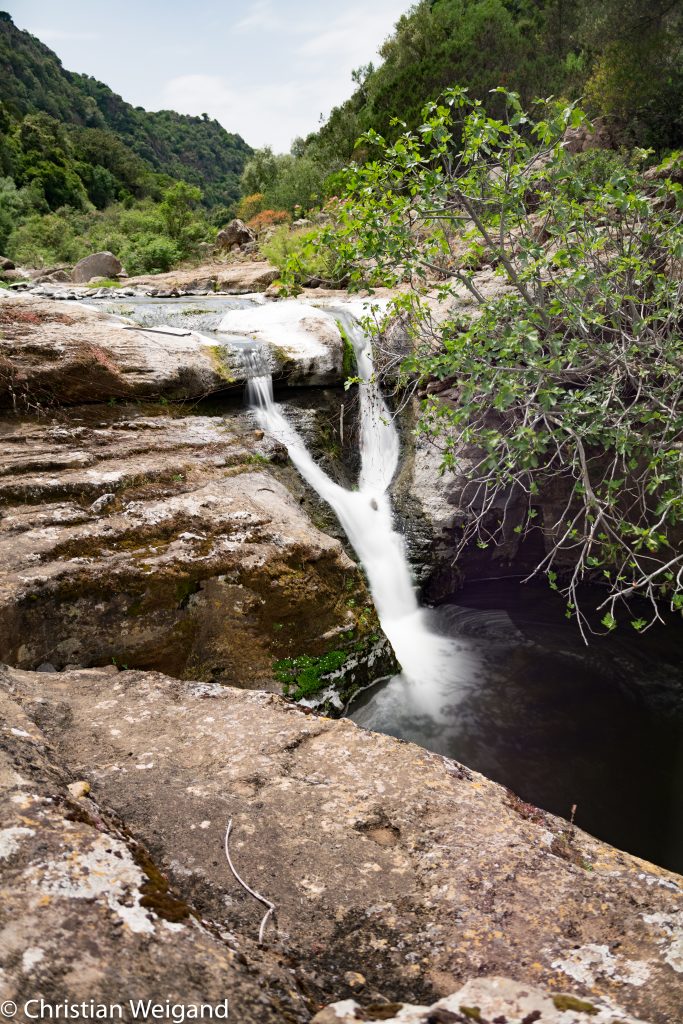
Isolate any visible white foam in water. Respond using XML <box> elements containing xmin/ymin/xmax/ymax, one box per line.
<box><xmin>245</xmin><ymin>301</ymin><xmax>464</xmax><ymax>704</ymax></box>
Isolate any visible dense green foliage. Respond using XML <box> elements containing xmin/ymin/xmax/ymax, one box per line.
<box><xmin>0</xmin><ymin>12</ymin><xmax>250</xmax><ymax>207</ymax></box>
<box><xmin>0</xmin><ymin>11</ymin><xmax>250</xmax><ymax>268</ymax></box>
<box><xmin>4</xmin><ymin>184</ymin><xmax>210</xmax><ymax>273</ymax></box>
<box><xmin>333</xmin><ymin>89</ymin><xmax>683</xmax><ymax>635</ymax></box>
<box><xmin>273</xmin><ymin>0</ymin><xmax>681</xmax><ymax>213</ymax></box>
<box><xmin>239</xmin><ymin>145</ymin><xmax>328</xmax><ymax>215</ymax></box>
<box><xmin>261</xmin><ymin>223</ymin><xmax>344</xmax><ymax>291</ymax></box>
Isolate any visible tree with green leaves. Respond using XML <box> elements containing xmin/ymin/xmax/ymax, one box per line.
<box><xmin>332</xmin><ymin>88</ymin><xmax>683</xmax><ymax>638</ymax></box>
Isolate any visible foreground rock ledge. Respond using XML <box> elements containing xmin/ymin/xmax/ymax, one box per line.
<box><xmin>1</xmin><ymin>666</ymin><xmax>681</xmax><ymax>1022</ymax></box>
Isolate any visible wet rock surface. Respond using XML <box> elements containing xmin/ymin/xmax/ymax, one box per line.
<box><xmin>218</xmin><ymin>301</ymin><xmax>346</xmax><ymax>386</ymax></box>
<box><xmin>1</xmin><ymin>664</ymin><xmax>682</xmax><ymax>1023</ymax></box>
<box><xmin>0</xmin><ymin>291</ymin><xmax>349</xmax><ymax>404</ymax></box>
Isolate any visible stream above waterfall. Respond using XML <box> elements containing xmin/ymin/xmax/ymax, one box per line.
<box><xmin>84</xmin><ymin>292</ymin><xmax>683</xmax><ymax>875</ymax></box>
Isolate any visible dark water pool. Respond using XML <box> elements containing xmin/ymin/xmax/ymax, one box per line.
<box><xmin>350</xmin><ymin>580</ymin><xmax>683</xmax><ymax>874</ymax></box>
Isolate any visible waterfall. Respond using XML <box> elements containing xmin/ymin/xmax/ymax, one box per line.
<box><xmin>245</xmin><ymin>306</ymin><xmax>458</xmax><ymax>693</ymax></box>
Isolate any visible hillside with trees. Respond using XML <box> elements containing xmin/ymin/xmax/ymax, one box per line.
<box><xmin>0</xmin><ymin>10</ymin><xmax>251</xmax><ymax>270</ymax></box>
<box><xmin>242</xmin><ymin>0</ymin><xmax>682</xmax><ymax>222</ymax></box>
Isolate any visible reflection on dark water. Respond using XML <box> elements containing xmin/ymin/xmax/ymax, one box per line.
<box><xmin>350</xmin><ymin>580</ymin><xmax>683</xmax><ymax>873</ymax></box>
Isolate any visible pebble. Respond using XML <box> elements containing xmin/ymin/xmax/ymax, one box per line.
<box><xmin>90</xmin><ymin>493</ymin><xmax>117</xmax><ymax>514</ymax></box>
<box><xmin>67</xmin><ymin>780</ymin><xmax>91</xmax><ymax>799</ymax></box>
<box><xmin>343</xmin><ymin>972</ymin><xmax>366</xmax><ymax>991</ymax></box>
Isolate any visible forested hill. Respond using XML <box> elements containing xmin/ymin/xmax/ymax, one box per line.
<box><xmin>0</xmin><ymin>11</ymin><xmax>251</xmax><ymax>208</ymax></box>
<box><xmin>303</xmin><ymin>0</ymin><xmax>683</xmax><ymax>166</ymax></box>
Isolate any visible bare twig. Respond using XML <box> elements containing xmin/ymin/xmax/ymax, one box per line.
<box><xmin>224</xmin><ymin>818</ymin><xmax>276</xmax><ymax>945</ymax></box>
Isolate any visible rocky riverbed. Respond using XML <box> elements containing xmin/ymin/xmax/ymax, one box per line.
<box><xmin>0</xmin><ymin>285</ymin><xmax>682</xmax><ymax>1022</ymax></box>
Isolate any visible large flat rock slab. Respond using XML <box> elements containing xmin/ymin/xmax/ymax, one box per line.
<box><xmin>0</xmin><ymin>684</ymin><xmax>311</xmax><ymax>1022</ymax></box>
<box><xmin>0</xmin><ymin>292</ymin><xmax>351</xmax><ymax>404</ymax></box>
<box><xmin>126</xmin><ymin>260</ymin><xmax>279</xmax><ymax>294</ymax></box>
<box><xmin>0</xmin><ymin>292</ymin><xmax>237</xmax><ymax>405</ymax></box>
<box><xmin>2</xmin><ymin>665</ymin><xmax>681</xmax><ymax>1022</ymax></box>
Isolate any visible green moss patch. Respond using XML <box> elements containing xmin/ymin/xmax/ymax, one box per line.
<box><xmin>552</xmin><ymin>995</ymin><xmax>598</xmax><ymax>1015</ymax></box>
<box><xmin>273</xmin><ymin>649</ymin><xmax>348</xmax><ymax>700</ymax></box>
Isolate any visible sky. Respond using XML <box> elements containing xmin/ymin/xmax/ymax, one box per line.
<box><xmin>4</xmin><ymin>0</ymin><xmax>414</xmax><ymax>152</ymax></box>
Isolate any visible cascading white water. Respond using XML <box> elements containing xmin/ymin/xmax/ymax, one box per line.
<box><xmin>245</xmin><ymin>304</ymin><xmax>460</xmax><ymax>696</ymax></box>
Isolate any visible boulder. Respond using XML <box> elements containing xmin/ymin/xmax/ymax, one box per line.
<box><xmin>72</xmin><ymin>250</ymin><xmax>124</xmax><ymax>284</ymax></box>
<box><xmin>27</xmin><ymin>264</ymin><xmax>71</xmax><ymax>280</ymax></box>
<box><xmin>218</xmin><ymin>300</ymin><xmax>345</xmax><ymax>385</ymax></box>
<box><xmin>1</xmin><ymin>663</ymin><xmax>681</xmax><ymax>1023</ymax></box>
<box><xmin>216</xmin><ymin>218</ymin><xmax>256</xmax><ymax>249</ymax></box>
<box><xmin>0</xmin><ymin>255</ymin><xmax>14</xmax><ymax>270</ymax></box>
<box><xmin>563</xmin><ymin>118</ymin><xmax>612</xmax><ymax>154</ymax></box>
<box><xmin>32</xmin><ymin>269</ymin><xmax>71</xmax><ymax>284</ymax></box>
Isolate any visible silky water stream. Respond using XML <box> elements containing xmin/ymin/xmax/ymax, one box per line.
<box><xmin>244</xmin><ymin>308</ymin><xmax>463</xmax><ymax>702</ymax></box>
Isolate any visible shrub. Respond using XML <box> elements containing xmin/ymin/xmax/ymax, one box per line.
<box><xmin>334</xmin><ymin>87</ymin><xmax>683</xmax><ymax>637</ymax></box>
<box><xmin>247</xmin><ymin>209</ymin><xmax>289</xmax><ymax>234</ymax></box>
<box><xmin>121</xmin><ymin>235</ymin><xmax>180</xmax><ymax>274</ymax></box>
<box><xmin>236</xmin><ymin>192</ymin><xmax>265</xmax><ymax>221</ymax></box>
<box><xmin>261</xmin><ymin>224</ymin><xmax>346</xmax><ymax>290</ymax></box>
<box><xmin>7</xmin><ymin>210</ymin><xmax>86</xmax><ymax>265</ymax></box>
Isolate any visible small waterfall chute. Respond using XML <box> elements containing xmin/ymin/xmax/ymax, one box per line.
<box><xmin>245</xmin><ymin>302</ymin><xmax>462</xmax><ymax>697</ymax></box>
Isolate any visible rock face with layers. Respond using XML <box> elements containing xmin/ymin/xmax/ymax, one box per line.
<box><xmin>1</xmin><ymin>664</ymin><xmax>682</xmax><ymax>1023</ymax></box>
<box><xmin>0</xmin><ymin>292</ymin><xmax>232</xmax><ymax>405</ymax></box>
<box><xmin>0</xmin><ymin>405</ymin><xmax>387</xmax><ymax>688</ymax></box>
<box><xmin>0</xmin><ymin>292</ymin><xmax>348</xmax><ymax>405</ymax></box>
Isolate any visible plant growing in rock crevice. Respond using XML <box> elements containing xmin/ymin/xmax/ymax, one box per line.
<box><xmin>332</xmin><ymin>87</ymin><xmax>683</xmax><ymax>638</ymax></box>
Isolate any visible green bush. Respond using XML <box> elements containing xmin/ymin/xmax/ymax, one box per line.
<box><xmin>122</xmin><ymin>235</ymin><xmax>181</xmax><ymax>274</ymax></box>
<box><xmin>261</xmin><ymin>224</ymin><xmax>345</xmax><ymax>289</ymax></box>
<box><xmin>7</xmin><ymin>210</ymin><xmax>86</xmax><ymax>265</ymax></box>
<box><xmin>335</xmin><ymin>87</ymin><xmax>683</xmax><ymax>637</ymax></box>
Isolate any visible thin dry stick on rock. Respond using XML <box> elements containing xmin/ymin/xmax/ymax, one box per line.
<box><xmin>224</xmin><ymin>818</ymin><xmax>276</xmax><ymax>945</ymax></box>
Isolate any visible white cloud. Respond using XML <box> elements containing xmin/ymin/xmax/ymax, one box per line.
<box><xmin>234</xmin><ymin>0</ymin><xmax>281</xmax><ymax>33</ymax></box>
<box><xmin>162</xmin><ymin>74</ymin><xmax>316</xmax><ymax>152</ymax></box>
<box><xmin>296</xmin><ymin>6</ymin><xmax>400</xmax><ymax>76</ymax></box>
<box><xmin>25</xmin><ymin>27</ymin><xmax>101</xmax><ymax>42</ymax></box>
<box><xmin>160</xmin><ymin>1</ymin><xmax>410</xmax><ymax>152</ymax></box>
